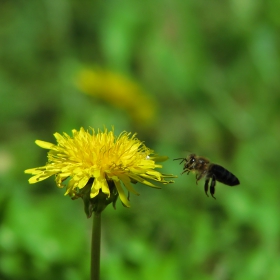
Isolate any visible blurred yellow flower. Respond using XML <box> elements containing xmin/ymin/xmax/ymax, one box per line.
<box><xmin>25</xmin><ymin>127</ymin><xmax>175</xmax><ymax>215</ymax></box>
<box><xmin>76</xmin><ymin>68</ymin><xmax>157</xmax><ymax>126</ymax></box>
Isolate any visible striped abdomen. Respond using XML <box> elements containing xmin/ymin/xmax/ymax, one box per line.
<box><xmin>210</xmin><ymin>164</ymin><xmax>240</xmax><ymax>186</ymax></box>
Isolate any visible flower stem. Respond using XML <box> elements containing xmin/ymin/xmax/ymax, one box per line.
<box><xmin>91</xmin><ymin>211</ymin><xmax>101</xmax><ymax>280</ymax></box>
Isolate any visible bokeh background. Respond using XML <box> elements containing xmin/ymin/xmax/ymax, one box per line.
<box><xmin>1</xmin><ymin>0</ymin><xmax>280</xmax><ymax>279</ymax></box>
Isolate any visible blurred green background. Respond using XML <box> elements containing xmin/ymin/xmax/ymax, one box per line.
<box><xmin>1</xmin><ymin>0</ymin><xmax>280</xmax><ymax>279</ymax></box>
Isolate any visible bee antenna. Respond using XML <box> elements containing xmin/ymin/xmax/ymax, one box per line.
<box><xmin>173</xmin><ymin>157</ymin><xmax>186</xmax><ymax>165</ymax></box>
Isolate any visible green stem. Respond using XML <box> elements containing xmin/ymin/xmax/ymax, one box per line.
<box><xmin>91</xmin><ymin>211</ymin><xmax>101</xmax><ymax>280</ymax></box>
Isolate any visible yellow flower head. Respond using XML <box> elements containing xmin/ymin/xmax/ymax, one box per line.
<box><xmin>25</xmin><ymin>127</ymin><xmax>175</xmax><ymax>216</ymax></box>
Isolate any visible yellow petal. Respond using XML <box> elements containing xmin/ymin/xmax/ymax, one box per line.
<box><xmin>114</xmin><ymin>180</ymin><xmax>130</xmax><ymax>207</ymax></box>
<box><xmin>28</xmin><ymin>174</ymin><xmax>52</xmax><ymax>184</ymax></box>
<box><xmin>24</xmin><ymin>168</ymin><xmax>39</xmax><ymax>174</ymax></box>
<box><xmin>35</xmin><ymin>140</ymin><xmax>55</xmax><ymax>149</ymax></box>
<box><xmin>77</xmin><ymin>175</ymin><xmax>90</xmax><ymax>189</ymax></box>
<box><xmin>129</xmin><ymin>167</ymin><xmax>147</xmax><ymax>174</ymax></box>
<box><xmin>101</xmin><ymin>179</ymin><xmax>110</xmax><ymax>196</ymax></box>
<box><xmin>145</xmin><ymin>170</ymin><xmax>163</xmax><ymax>180</ymax></box>
<box><xmin>118</xmin><ymin>174</ymin><xmax>139</xmax><ymax>195</ymax></box>
<box><xmin>92</xmin><ymin>175</ymin><xmax>110</xmax><ymax>196</ymax></box>
<box><xmin>128</xmin><ymin>174</ymin><xmax>161</xmax><ymax>188</ymax></box>
<box><xmin>64</xmin><ymin>178</ymin><xmax>76</xmax><ymax>195</ymax></box>
<box><xmin>90</xmin><ymin>189</ymin><xmax>99</xmax><ymax>198</ymax></box>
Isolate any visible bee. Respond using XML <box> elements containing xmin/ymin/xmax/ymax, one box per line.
<box><xmin>174</xmin><ymin>154</ymin><xmax>240</xmax><ymax>199</ymax></box>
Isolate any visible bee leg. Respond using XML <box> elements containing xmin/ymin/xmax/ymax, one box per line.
<box><xmin>196</xmin><ymin>173</ymin><xmax>203</xmax><ymax>185</ymax></box>
<box><xmin>210</xmin><ymin>176</ymin><xmax>216</xmax><ymax>199</ymax></box>
<box><xmin>181</xmin><ymin>169</ymin><xmax>189</xmax><ymax>175</ymax></box>
<box><xmin>204</xmin><ymin>178</ymin><xmax>210</xmax><ymax>197</ymax></box>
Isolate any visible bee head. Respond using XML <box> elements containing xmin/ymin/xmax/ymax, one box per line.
<box><xmin>185</xmin><ymin>153</ymin><xmax>196</xmax><ymax>169</ymax></box>
<box><xmin>188</xmin><ymin>154</ymin><xmax>196</xmax><ymax>163</ymax></box>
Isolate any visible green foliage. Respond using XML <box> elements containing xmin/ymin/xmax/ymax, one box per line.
<box><xmin>1</xmin><ymin>0</ymin><xmax>280</xmax><ymax>279</ymax></box>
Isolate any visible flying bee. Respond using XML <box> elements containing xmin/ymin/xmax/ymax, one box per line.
<box><xmin>174</xmin><ymin>154</ymin><xmax>240</xmax><ymax>199</ymax></box>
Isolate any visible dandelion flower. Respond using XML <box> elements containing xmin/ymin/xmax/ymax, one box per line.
<box><xmin>25</xmin><ymin>127</ymin><xmax>175</xmax><ymax>216</ymax></box>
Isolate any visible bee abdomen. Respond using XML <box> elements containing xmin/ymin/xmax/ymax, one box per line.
<box><xmin>210</xmin><ymin>164</ymin><xmax>240</xmax><ymax>186</ymax></box>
